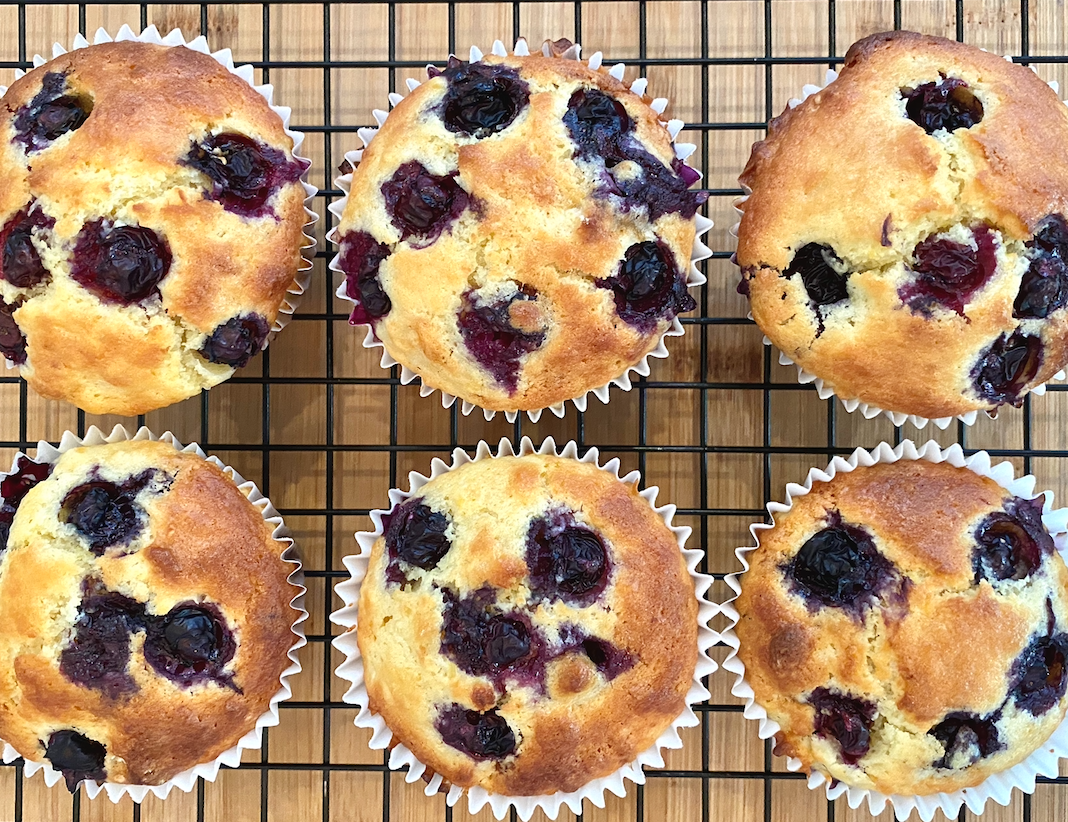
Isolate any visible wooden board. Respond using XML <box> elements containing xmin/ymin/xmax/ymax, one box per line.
<box><xmin>1</xmin><ymin>1</ymin><xmax>1067</xmax><ymax>820</ymax></box>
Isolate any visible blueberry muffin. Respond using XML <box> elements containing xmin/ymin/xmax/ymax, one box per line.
<box><xmin>334</xmin><ymin>40</ymin><xmax>706</xmax><ymax>414</ymax></box>
<box><xmin>734</xmin><ymin>459</ymin><xmax>1068</xmax><ymax>795</ymax></box>
<box><xmin>0</xmin><ymin>439</ymin><xmax>299</xmax><ymax>789</ymax></box>
<box><xmin>0</xmin><ymin>41</ymin><xmax>311</xmax><ymax>415</ymax></box>
<box><xmin>736</xmin><ymin>31</ymin><xmax>1068</xmax><ymax>420</ymax></box>
<box><xmin>356</xmin><ymin>454</ymin><xmax>697</xmax><ymax>794</ymax></box>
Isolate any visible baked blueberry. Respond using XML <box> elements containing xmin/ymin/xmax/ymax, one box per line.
<box><xmin>45</xmin><ymin>730</ymin><xmax>106</xmax><ymax>792</ymax></box>
<box><xmin>930</xmin><ymin>712</ymin><xmax>1003</xmax><ymax>769</ymax></box>
<box><xmin>143</xmin><ymin>602</ymin><xmax>237</xmax><ymax>688</ymax></box>
<box><xmin>440</xmin><ymin>588</ymin><xmax>539</xmax><ymax>684</ymax></box>
<box><xmin>59</xmin><ymin>584</ymin><xmax>146</xmax><ymax>698</ymax></box>
<box><xmin>1009</xmin><ymin>633</ymin><xmax>1068</xmax><ymax>716</ymax></box>
<box><xmin>0</xmin><ymin>299</ymin><xmax>26</xmax><ymax>365</ymax></box>
<box><xmin>902</xmin><ymin>77</ymin><xmax>984</xmax><ymax>134</ymax></box>
<box><xmin>902</xmin><ymin>227</ymin><xmax>997</xmax><ymax>316</ymax></box>
<box><xmin>200</xmin><ymin>314</ymin><xmax>269</xmax><ymax>368</ymax></box>
<box><xmin>384</xmin><ymin>498</ymin><xmax>451</xmax><ymax>580</ymax></box>
<box><xmin>183</xmin><ymin>132</ymin><xmax>306</xmax><ymax>218</ymax></box>
<box><xmin>785</xmin><ymin>518</ymin><xmax>901</xmax><ymax>618</ymax></box>
<box><xmin>435</xmin><ymin>704</ymin><xmax>516</xmax><ymax>760</ymax></box>
<box><xmin>62</xmin><ymin>469</ymin><xmax>166</xmax><ymax>555</ymax></box>
<box><xmin>339</xmin><ymin>231</ymin><xmax>392</xmax><ymax>326</ymax></box>
<box><xmin>971</xmin><ymin>331</ymin><xmax>1043</xmax><ymax>406</ymax></box>
<box><xmin>13</xmin><ymin>72</ymin><xmax>91</xmax><ymax>153</ymax></box>
<box><xmin>597</xmin><ymin>240</ymin><xmax>695</xmax><ymax>333</ymax></box>
<box><xmin>785</xmin><ymin>243</ymin><xmax>849</xmax><ymax>309</ymax></box>
<box><xmin>1016</xmin><ymin>215</ymin><xmax>1068</xmax><ymax>319</ymax></box>
<box><xmin>526</xmin><ymin>510</ymin><xmax>610</xmax><ymax>604</ymax></box>
<box><xmin>70</xmin><ymin>220</ymin><xmax>172</xmax><ymax>305</ymax></box>
<box><xmin>973</xmin><ymin>496</ymin><xmax>1054</xmax><ymax>583</ymax></box>
<box><xmin>807</xmin><ymin>688</ymin><xmax>876</xmax><ymax>765</ymax></box>
<box><xmin>439</xmin><ymin>59</ymin><xmax>530</xmax><ymax>138</ymax></box>
<box><xmin>458</xmin><ymin>286</ymin><xmax>545</xmax><ymax>392</ymax></box>
<box><xmin>558</xmin><ymin>625</ymin><xmax>634</xmax><ymax>680</ymax></box>
<box><xmin>564</xmin><ymin>88</ymin><xmax>632</xmax><ymax>166</ymax></box>
<box><xmin>381</xmin><ymin>161</ymin><xmax>471</xmax><ymax>245</ymax></box>
<box><xmin>0</xmin><ymin>456</ymin><xmax>51</xmax><ymax>553</ymax></box>
<box><xmin>1</xmin><ymin>206</ymin><xmax>54</xmax><ymax>288</ymax></box>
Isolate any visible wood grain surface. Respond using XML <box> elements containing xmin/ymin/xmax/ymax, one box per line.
<box><xmin>1</xmin><ymin>1</ymin><xmax>1068</xmax><ymax>820</ymax></box>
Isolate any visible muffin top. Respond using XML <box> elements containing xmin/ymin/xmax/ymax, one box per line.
<box><xmin>736</xmin><ymin>30</ymin><xmax>1068</xmax><ymax>420</ymax></box>
<box><xmin>356</xmin><ymin>454</ymin><xmax>698</xmax><ymax>795</ymax></box>
<box><xmin>0</xmin><ymin>439</ymin><xmax>299</xmax><ymax>789</ymax></box>
<box><xmin>734</xmin><ymin>460</ymin><xmax>1068</xmax><ymax>795</ymax></box>
<box><xmin>0</xmin><ymin>41</ymin><xmax>310</xmax><ymax>416</ymax></box>
<box><xmin>335</xmin><ymin>42</ymin><xmax>706</xmax><ymax>414</ymax></box>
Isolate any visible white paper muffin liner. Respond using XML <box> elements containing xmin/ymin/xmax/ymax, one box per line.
<box><xmin>330</xmin><ymin>436</ymin><xmax>718</xmax><ymax>820</ymax></box>
<box><xmin>0</xmin><ymin>424</ymin><xmax>308</xmax><ymax>803</ymax></box>
<box><xmin>327</xmin><ymin>38</ymin><xmax>712</xmax><ymax>423</ymax></box>
<box><xmin>731</xmin><ymin>65</ymin><xmax>1067</xmax><ymax>430</ymax></box>
<box><xmin>720</xmin><ymin>439</ymin><xmax>1068</xmax><ymax>821</ymax></box>
<box><xmin>1</xmin><ymin>24</ymin><xmax>319</xmax><ymax>375</ymax></box>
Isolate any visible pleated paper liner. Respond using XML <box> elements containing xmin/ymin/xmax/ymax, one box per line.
<box><xmin>331</xmin><ymin>436</ymin><xmax>718</xmax><ymax>821</ymax></box>
<box><xmin>0</xmin><ymin>424</ymin><xmax>308</xmax><ymax>803</ymax></box>
<box><xmin>720</xmin><ymin>439</ymin><xmax>1068</xmax><ymax>820</ymax></box>
<box><xmin>327</xmin><ymin>38</ymin><xmax>712</xmax><ymax>423</ymax></box>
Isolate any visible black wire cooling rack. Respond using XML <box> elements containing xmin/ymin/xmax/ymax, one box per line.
<box><xmin>1</xmin><ymin>1</ymin><xmax>1068</xmax><ymax>821</ymax></box>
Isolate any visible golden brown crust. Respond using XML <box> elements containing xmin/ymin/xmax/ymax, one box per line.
<box><xmin>0</xmin><ymin>42</ymin><xmax>310</xmax><ymax>415</ymax></box>
<box><xmin>736</xmin><ymin>30</ymin><xmax>1068</xmax><ymax>418</ymax></box>
<box><xmin>356</xmin><ymin>454</ymin><xmax>698</xmax><ymax>795</ymax></box>
<box><xmin>734</xmin><ymin>460</ymin><xmax>1068</xmax><ymax>795</ymax></box>
<box><xmin>0</xmin><ymin>440</ymin><xmax>299</xmax><ymax>786</ymax></box>
<box><xmin>336</xmin><ymin>51</ymin><xmax>701</xmax><ymax>413</ymax></box>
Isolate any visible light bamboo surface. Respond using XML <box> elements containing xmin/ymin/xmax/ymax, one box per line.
<box><xmin>1</xmin><ymin>1</ymin><xmax>1068</xmax><ymax>820</ymax></box>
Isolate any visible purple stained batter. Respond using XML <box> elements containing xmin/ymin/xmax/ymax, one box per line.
<box><xmin>457</xmin><ymin>286</ymin><xmax>545</xmax><ymax>392</ymax></box>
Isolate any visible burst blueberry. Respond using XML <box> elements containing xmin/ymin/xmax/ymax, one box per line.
<box><xmin>807</xmin><ymin>688</ymin><xmax>876</xmax><ymax>765</ymax></box>
<box><xmin>0</xmin><ymin>299</ymin><xmax>26</xmax><ymax>365</ymax></box>
<box><xmin>59</xmin><ymin>584</ymin><xmax>146</xmax><ymax>698</ymax></box>
<box><xmin>597</xmin><ymin>240</ymin><xmax>695</xmax><ymax>332</ymax></box>
<box><xmin>439</xmin><ymin>60</ymin><xmax>530</xmax><ymax>138</ymax></box>
<box><xmin>973</xmin><ymin>497</ymin><xmax>1053</xmax><ymax>583</ymax></box>
<box><xmin>1016</xmin><ymin>215</ymin><xmax>1068</xmax><ymax>319</ymax></box>
<box><xmin>1009</xmin><ymin>633</ymin><xmax>1068</xmax><ymax>716</ymax></box>
<box><xmin>435</xmin><ymin>704</ymin><xmax>516</xmax><ymax>759</ymax></box>
<box><xmin>458</xmin><ymin>286</ymin><xmax>545</xmax><ymax>392</ymax></box>
<box><xmin>340</xmin><ymin>231</ymin><xmax>392</xmax><ymax>326</ymax></box>
<box><xmin>902</xmin><ymin>227</ymin><xmax>997</xmax><ymax>316</ymax></box>
<box><xmin>0</xmin><ymin>455</ymin><xmax>51</xmax><ymax>553</ymax></box>
<box><xmin>526</xmin><ymin>510</ymin><xmax>610</xmax><ymax>604</ymax></box>
<box><xmin>971</xmin><ymin>331</ymin><xmax>1043</xmax><ymax>406</ymax></box>
<box><xmin>200</xmin><ymin>314</ymin><xmax>269</xmax><ymax>368</ymax></box>
<box><xmin>440</xmin><ymin>588</ymin><xmax>537</xmax><ymax>681</ymax></box>
<box><xmin>13</xmin><ymin>72</ymin><xmax>91</xmax><ymax>153</ymax></box>
<box><xmin>785</xmin><ymin>243</ymin><xmax>849</xmax><ymax>309</ymax></box>
<box><xmin>902</xmin><ymin>77</ymin><xmax>983</xmax><ymax>134</ymax></box>
<box><xmin>929</xmin><ymin>712</ymin><xmax>1003</xmax><ymax>769</ymax></box>
<box><xmin>381</xmin><ymin>161</ymin><xmax>471</xmax><ymax>245</ymax></box>
<box><xmin>384</xmin><ymin>498</ymin><xmax>452</xmax><ymax>578</ymax></box>
<box><xmin>142</xmin><ymin>602</ymin><xmax>237</xmax><ymax>688</ymax></box>
<box><xmin>70</xmin><ymin>221</ymin><xmax>172</xmax><ymax>305</ymax></box>
<box><xmin>1</xmin><ymin>206</ymin><xmax>55</xmax><ymax>288</ymax></box>
<box><xmin>45</xmin><ymin>730</ymin><xmax>106</xmax><ymax>792</ymax></box>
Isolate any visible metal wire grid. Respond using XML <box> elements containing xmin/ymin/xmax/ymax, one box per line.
<box><xmin>0</xmin><ymin>1</ymin><xmax>1065</xmax><ymax>820</ymax></box>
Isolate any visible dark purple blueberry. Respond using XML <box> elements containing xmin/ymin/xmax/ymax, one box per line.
<box><xmin>45</xmin><ymin>730</ymin><xmax>106</xmax><ymax>792</ymax></box>
<box><xmin>13</xmin><ymin>72</ymin><xmax>91</xmax><ymax>153</ymax></box>
<box><xmin>564</xmin><ymin>88</ymin><xmax>633</xmax><ymax>167</ymax></box>
<box><xmin>785</xmin><ymin>243</ymin><xmax>849</xmax><ymax>309</ymax></box>
<box><xmin>807</xmin><ymin>688</ymin><xmax>876</xmax><ymax>766</ymax></box>
<box><xmin>63</xmin><ymin>481</ymin><xmax>141</xmax><ymax>554</ymax></box>
<box><xmin>200</xmin><ymin>314</ymin><xmax>269</xmax><ymax>368</ymax></box>
<box><xmin>384</xmin><ymin>498</ymin><xmax>451</xmax><ymax>578</ymax></box>
<box><xmin>557</xmin><ymin>625</ymin><xmax>635</xmax><ymax>680</ymax></box>
<box><xmin>440</xmin><ymin>588</ymin><xmax>539</xmax><ymax>682</ymax></box>
<box><xmin>435</xmin><ymin>704</ymin><xmax>516</xmax><ymax>760</ymax></box>
<box><xmin>597</xmin><ymin>240</ymin><xmax>695</xmax><ymax>332</ymax></box>
<box><xmin>1016</xmin><ymin>215</ymin><xmax>1068</xmax><ymax>319</ymax></box>
<box><xmin>973</xmin><ymin>496</ymin><xmax>1054</xmax><ymax>583</ymax></box>
<box><xmin>929</xmin><ymin>712</ymin><xmax>1003</xmax><ymax>769</ymax></box>
<box><xmin>1009</xmin><ymin>633</ymin><xmax>1068</xmax><ymax>716</ymax></box>
<box><xmin>70</xmin><ymin>221</ymin><xmax>172</xmax><ymax>305</ymax></box>
<box><xmin>440</xmin><ymin>60</ymin><xmax>530</xmax><ymax>138</ymax></box>
<box><xmin>457</xmin><ymin>286</ymin><xmax>545</xmax><ymax>392</ymax></box>
<box><xmin>971</xmin><ymin>331</ymin><xmax>1043</xmax><ymax>406</ymax></box>
<box><xmin>380</xmin><ymin>161</ymin><xmax>471</xmax><ymax>245</ymax></box>
<box><xmin>564</xmin><ymin>88</ymin><xmax>707</xmax><ymax>220</ymax></box>
<box><xmin>902</xmin><ymin>77</ymin><xmax>983</xmax><ymax>134</ymax></box>
<box><xmin>784</xmin><ymin>518</ymin><xmax>901</xmax><ymax>618</ymax></box>
<box><xmin>902</xmin><ymin>227</ymin><xmax>997</xmax><ymax>316</ymax></box>
<box><xmin>0</xmin><ymin>299</ymin><xmax>26</xmax><ymax>365</ymax></box>
<box><xmin>0</xmin><ymin>206</ymin><xmax>54</xmax><ymax>288</ymax></box>
<box><xmin>142</xmin><ymin>601</ymin><xmax>237</xmax><ymax>688</ymax></box>
<box><xmin>59</xmin><ymin>585</ymin><xmax>146</xmax><ymax>698</ymax></box>
<box><xmin>526</xmin><ymin>511</ymin><xmax>610</xmax><ymax>605</ymax></box>
<box><xmin>0</xmin><ymin>455</ymin><xmax>51</xmax><ymax>553</ymax></box>
<box><xmin>182</xmin><ymin>132</ymin><xmax>306</xmax><ymax>218</ymax></box>
<box><xmin>339</xmin><ymin>231</ymin><xmax>392</xmax><ymax>326</ymax></box>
